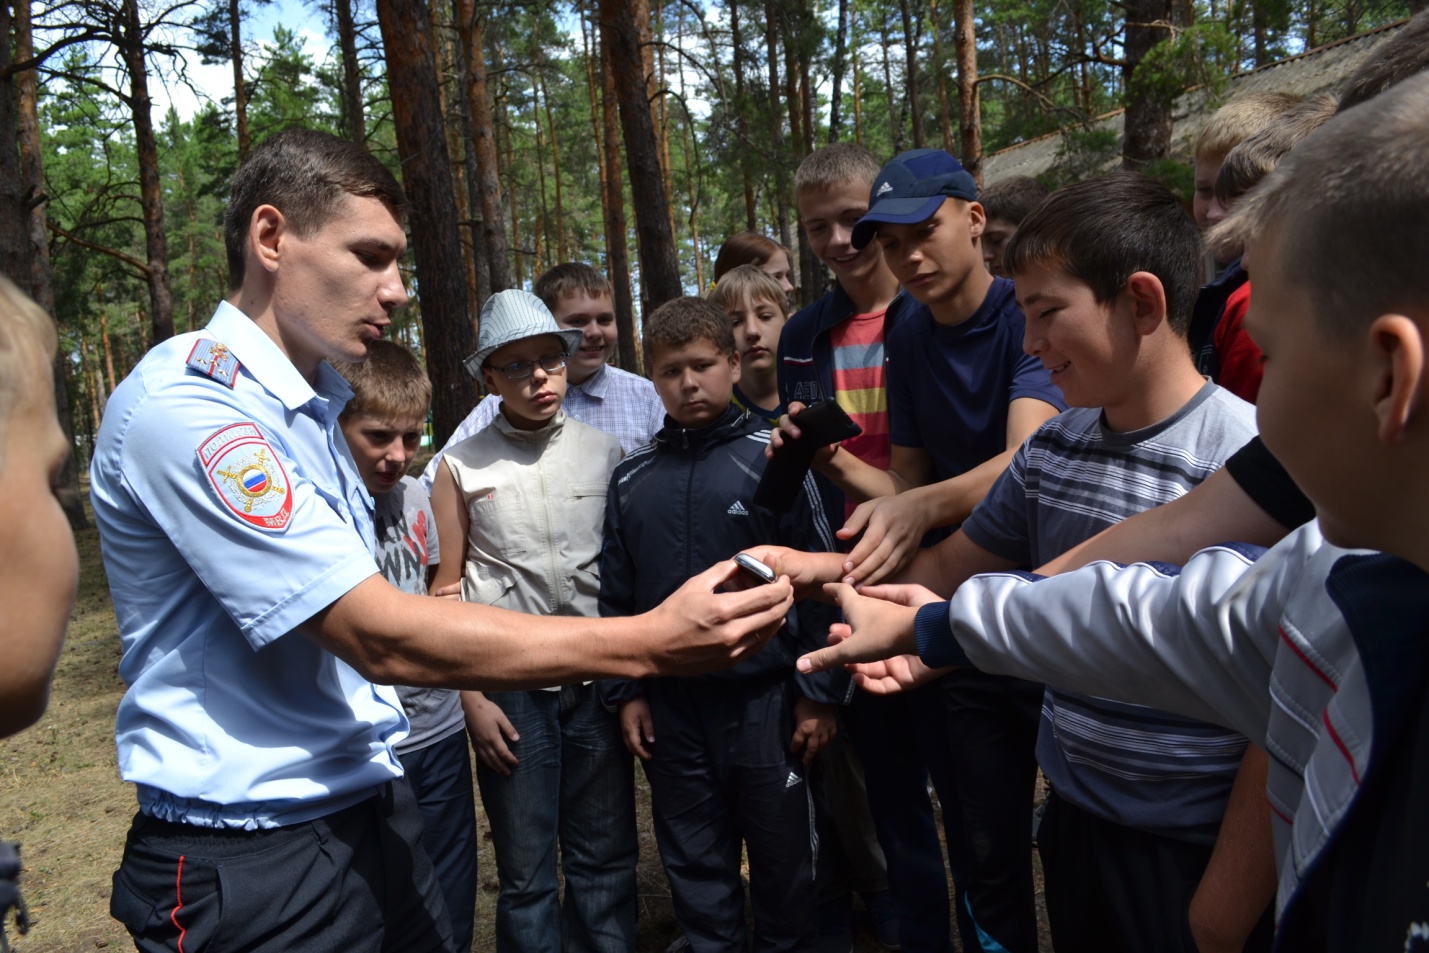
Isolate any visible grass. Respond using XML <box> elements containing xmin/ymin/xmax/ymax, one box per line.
<box><xmin>1</xmin><ymin>483</ymin><xmax>1046</xmax><ymax>952</ymax></box>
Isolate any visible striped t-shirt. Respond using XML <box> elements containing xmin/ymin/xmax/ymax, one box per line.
<box><xmin>961</xmin><ymin>382</ymin><xmax>1258</xmax><ymax>843</ymax></box>
<box><xmin>830</xmin><ymin>309</ymin><xmax>890</xmax><ymax>511</ymax></box>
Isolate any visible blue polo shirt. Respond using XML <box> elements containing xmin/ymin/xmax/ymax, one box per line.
<box><xmin>886</xmin><ymin>277</ymin><xmax>1065</xmax><ymax>483</ymax></box>
<box><xmin>91</xmin><ymin>301</ymin><xmax>406</xmax><ymax>829</ymax></box>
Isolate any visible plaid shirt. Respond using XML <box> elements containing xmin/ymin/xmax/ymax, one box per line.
<box><xmin>418</xmin><ymin>363</ymin><xmax>665</xmax><ymax>492</ymax></box>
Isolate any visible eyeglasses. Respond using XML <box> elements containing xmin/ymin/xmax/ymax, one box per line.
<box><xmin>486</xmin><ymin>352</ymin><xmax>568</xmax><ymax>380</ymax></box>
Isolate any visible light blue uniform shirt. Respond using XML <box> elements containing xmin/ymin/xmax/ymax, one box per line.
<box><xmin>91</xmin><ymin>301</ymin><xmax>407</xmax><ymax>829</ymax></box>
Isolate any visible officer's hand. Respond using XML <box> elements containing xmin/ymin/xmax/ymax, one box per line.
<box><xmin>790</xmin><ymin>697</ymin><xmax>837</xmax><ymax>765</ymax></box>
<box><xmin>645</xmin><ymin>560</ymin><xmax>793</xmax><ymax>676</ymax></box>
<box><xmin>796</xmin><ymin>583</ymin><xmax>933</xmax><ymax>675</ymax></box>
<box><xmin>851</xmin><ymin>655</ymin><xmax>949</xmax><ymax>695</ymax></box>
<box><xmin>462</xmin><ymin>692</ymin><xmax>520</xmax><ymax>775</ymax></box>
<box><xmin>837</xmin><ymin>493</ymin><xmax>932</xmax><ymax>586</ymax></box>
<box><xmin>619</xmin><ymin>697</ymin><xmax>655</xmax><ymax>760</ymax></box>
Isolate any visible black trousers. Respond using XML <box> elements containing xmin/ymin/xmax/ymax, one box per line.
<box><xmin>1038</xmin><ymin>792</ymin><xmax>1211</xmax><ymax>953</ymax></box>
<box><xmin>937</xmin><ymin>669</ymin><xmax>1043</xmax><ymax>953</ymax></box>
<box><xmin>399</xmin><ymin>730</ymin><xmax>479</xmax><ymax>953</ymax></box>
<box><xmin>642</xmin><ymin>677</ymin><xmax>817</xmax><ymax>953</ymax></box>
<box><xmin>110</xmin><ymin>780</ymin><xmax>453</xmax><ymax>953</ymax></box>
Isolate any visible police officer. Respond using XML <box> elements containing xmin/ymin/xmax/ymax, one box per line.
<box><xmin>91</xmin><ymin>129</ymin><xmax>793</xmax><ymax>953</ymax></box>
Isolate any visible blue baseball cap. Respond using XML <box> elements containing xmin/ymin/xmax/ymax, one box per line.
<box><xmin>851</xmin><ymin>149</ymin><xmax>979</xmax><ymax>249</ymax></box>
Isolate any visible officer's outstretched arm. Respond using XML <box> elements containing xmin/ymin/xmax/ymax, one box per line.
<box><xmin>301</xmin><ymin>561</ymin><xmax>794</xmax><ymax>690</ymax></box>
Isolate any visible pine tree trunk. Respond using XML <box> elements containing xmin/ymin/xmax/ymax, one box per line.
<box><xmin>1121</xmin><ymin>0</ymin><xmax>1178</xmax><ymax>167</ymax></box>
<box><xmin>879</xmin><ymin>5</ymin><xmax>900</xmax><ymax>152</ymax></box>
<box><xmin>452</xmin><ymin>0</ymin><xmax>491</xmax><ymax>307</ymax></box>
<box><xmin>730</xmin><ymin>0</ymin><xmax>757</xmax><ymax>228</ymax></box>
<box><xmin>336</xmin><ymin>0</ymin><xmax>365</xmax><ymax>142</ymax></box>
<box><xmin>653</xmin><ymin>2</ymin><xmax>676</xmax><ymax>242</ymax></box>
<box><xmin>454</xmin><ymin>0</ymin><xmax>511</xmax><ymax>292</ymax></box>
<box><xmin>0</xmin><ymin>1</ymin><xmax>30</xmax><ymax>291</ymax></box>
<box><xmin>536</xmin><ymin>50</ymin><xmax>567</xmax><ymax>264</ymax></box>
<box><xmin>15</xmin><ymin>0</ymin><xmax>86</xmax><ymax>524</ymax></box>
<box><xmin>899</xmin><ymin>0</ymin><xmax>924</xmax><ymax>147</ymax></box>
<box><xmin>930</xmin><ymin>0</ymin><xmax>953</xmax><ymax>152</ymax></box>
<box><xmin>119</xmin><ymin>0</ymin><xmax>174</xmax><ymax>344</ymax></box>
<box><xmin>376</xmin><ymin>0</ymin><xmax>478</xmax><ymax>446</ymax></box>
<box><xmin>762</xmin><ymin>0</ymin><xmax>791</xmax><ymax>253</ymax></box>
<box><xmin>599</xmin><ymin>0</ymin><xmax>682</xmax><ymax>310</ymax></box>
<box><xmin>953</xmin><ymin>0</ymin><xmax>981</xmax><ymax>181</ymax></box>
<box><xmin>828</xmin><ymin>0</ymin><xmax>848</xmax><ymax>142</ymax></box>
<box><xmin>599</xmin><ymin>24</ymin><xmax>639</xmax><ymax>371</ymax></box>
<box><xmin>230</xmin><ymin>0</ymin><xmax>250</xmax><ymax>159</ymax></box>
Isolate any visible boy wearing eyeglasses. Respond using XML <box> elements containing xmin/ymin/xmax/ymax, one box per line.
<box><xmin>429</xmin><ymin>290</ymin><xmax>635</xmax><ymax>953</ymax></box>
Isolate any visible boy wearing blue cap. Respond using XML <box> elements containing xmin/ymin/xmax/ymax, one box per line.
<box><xmin>778</xmin><ymin>149</ymin><xmax>1065</xmax><ymax>953</ymax></box>
<box><xmin>429</xmin><ymin>290</ymin><xmax>635</xmax><ymax>953</ymax></box>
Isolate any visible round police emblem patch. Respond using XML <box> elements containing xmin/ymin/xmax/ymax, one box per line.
<box><xmin>197</xmin><ymin>422</ymin><xmax>293</xmax><ymax>531</ymax></box>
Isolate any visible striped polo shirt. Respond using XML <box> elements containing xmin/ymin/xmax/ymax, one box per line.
<box><xmin>830</xmin><ymin>309</ymin><xmax>889</xmax><ymax>517</ymax></box>
<box><xmin>961</xmin><ymin>382</ymin><xmax>1258</xmax><ymax>843</ymax></box>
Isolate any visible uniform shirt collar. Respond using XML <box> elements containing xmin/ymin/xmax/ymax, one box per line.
<box><xmin>571</xmin><ymin>362</ymin><xmax>609</xmax><ymax>399</ymax></box>
<box><xmin>207</xmin><ymin>301</ymin><xmax>354</xmax><ymax>413</ymax></box>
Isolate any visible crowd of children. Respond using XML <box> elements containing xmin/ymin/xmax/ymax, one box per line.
<box><xmin>2</xmin><ymin>10</ymin><xmax>1426</xmax><ymax>953</ymax></box>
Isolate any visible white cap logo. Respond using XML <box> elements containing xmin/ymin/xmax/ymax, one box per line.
<box><xmin>875</xmin><ymin>181</ymin><xmax>894</xmax><ymax>196</ymax></box>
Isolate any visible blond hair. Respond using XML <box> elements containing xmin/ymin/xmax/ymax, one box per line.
<box><xmin>533</xmin><ymin>262</ymin><xmax>613</xmax><ymax>313</ymax></box>
<box><xmin>794</xmin><ymin>143</ymin><xmax>882</xmax><ymax>198</ymax></box>
<box><xmin>1213</xmin><ymin>95</ymin><xmax>1337</xmax><ymax>206</ymax></box>
<box><xmin>708</xmin><ymin>264</ymin><xmax>789</xmax><ymax>318</ymax></box>
<box><xmin>1208</xmin><ymin>73</ymin><xmax>1429</xmax><ymax>337</ymax></box>
<box><xmin>1194</xmin><ymin>92</ymin><xmax>1304</xmax><ymax>162</ymax></box>
<box><xmin>0</xmin><ymin>276</ymin><xmax>58</xmax><ymax>467</ymax></box>
<box><xmin>332</xmin><ymin>339</ymin><xmax>432</xmax><ymax>421</ymax></box>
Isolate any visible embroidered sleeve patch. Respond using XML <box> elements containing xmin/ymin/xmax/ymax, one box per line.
<box><xmin>198</xmin><ymin>423</ymin><xmax>293</xmax><ymax>532</ymax></box>
<box><xmin>185</xmin><ymin>339</ymin><xmax>241</xmax><ymax>388</ymax></box>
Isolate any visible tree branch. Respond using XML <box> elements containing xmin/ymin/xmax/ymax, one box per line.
<box><xmin>48</xmin><ymin>221</ymin><xmax>151</xmax><ymax>276</ymax></box>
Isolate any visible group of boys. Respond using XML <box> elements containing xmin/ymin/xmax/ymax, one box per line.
<box><xmin>2</xmin><ymin>12</ymin><xmax>1426</xmax><ymax>953</ymax></box>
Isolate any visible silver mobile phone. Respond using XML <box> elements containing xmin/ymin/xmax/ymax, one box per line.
<box><xmin>733</xmin><ymin>552</ymin><xmax>777</xmax><ymax>585</ymax></box>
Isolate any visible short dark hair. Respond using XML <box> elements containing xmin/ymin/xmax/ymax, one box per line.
<box><xmin>979</xmin><ymin>176</ymin><xmax>1049</xmax><ymax>226</ymax></box>
<box><xmin>331</xmin><ymin>339</ymin><xmax>432</xmax><ymax>422</ymax></box>
<box><xmin>224</xmin><ymin>128</ymin><xmax>408</xmax><ymax>291</ymax></box>
<box><xmin>712</xmin><ymin>232</ymin><xmax>788</xmax><ymax>281</ymax></box>
<box><xmin>1214</xmin><ymin>95</ymin><xmax>1337</xmax><ymax>206</ymax></box>
<box><xmin>532</xmin><ymin>262</ymin><xmax>613</xmax><ymax>312</ymax></box>
<box><xmin>643</xmin><ymin>296</ymin><xmax>736</xmax><ymax>367</ymax></box>
<box><xmin>1004</xmin><ymin>171</ymin><xmax>1202</xmax><ymax>334</ymax></box>
<box><xmin>1338</xmin><ymin>9</ymin><xmax>1429</xmax><ymax>111</ymax></box>
<box><xmin>1210</xmin><ymin>72</ymin><xmax>1429</xmax><ymax>338</ymax></box>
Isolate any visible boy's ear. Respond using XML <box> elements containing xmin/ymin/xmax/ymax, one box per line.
<box><xmin>1368</xmin><ymin>314</ymin><xmax>1426</xmax><ymax>445</ymax></box>
<box><xmin>251</xmin><ymin>205</ymin><xmax>286</xmax><ymax>275</ymax></box>
<box><xmin>481</xmin><ymin>365</ymin><xmax>501</xmax><ymax>396</ymax></box>
<box><xmin>1123</xmin><ymin>271</ymin><xmax>1168</xmax><ymax>337</ymax></box>
<box><xmin>729</xmin><ymin>349</ymin><xmax>742</xmax><ymax>385</ymax></box>
<box><xmin>967</xmin><ymin>200</ymin><xmax>986</xmax><ymax>240</ymax></box>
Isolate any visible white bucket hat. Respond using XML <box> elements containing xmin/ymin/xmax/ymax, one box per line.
<box><xmin>463</xmin><ymin>289</ymin><xmax>583</xmax><ymax>379</ymax></box>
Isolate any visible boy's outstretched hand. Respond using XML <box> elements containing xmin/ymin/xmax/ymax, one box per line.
<box><xmin>725</xmin><ymin>546</ymin><xmax>846</xmax><ymax>601</ymax></box>
<box><xmin>796</xmin><ymin>582</ymin><xmax>942</xmax><ymax>675</ymax></box>
<box><xmin>790</xmin><ymin>697</ymin><xmax>837</xmax><ymax>765</ymax></box>
<box><xmin>619</xmin><ymin>696</ymin><xmax>655</xmax><ymax>760</ymax></box>
<box><xmin>836</xmin><ymin>492</ymin><xmax>932</xmax><ymax>586</ymax></box>
<box><xmin>646</xmin><ymin>561</ymin><xmax>795</xmax><ymax>676</ymax></box>
<box><xmin>850</xmin><ymin>654</ymin><xmax>949</xmax><ymax>695</ymax></box>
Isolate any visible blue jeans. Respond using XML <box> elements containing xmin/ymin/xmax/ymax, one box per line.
<box><xmin>476</xmin><ymin>684</ymin><xmax>637</xmax><ymax>953</ymax></box>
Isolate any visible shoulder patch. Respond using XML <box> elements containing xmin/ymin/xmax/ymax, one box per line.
<box><xmin>185</xmin><ymin>339</ymin><xmax>241</xmax><ymax>388</ymax></box>
<box><xmin>198</xmin><ymin>423</ymin><xmax>293</xmax><ymax>532</ymax></box>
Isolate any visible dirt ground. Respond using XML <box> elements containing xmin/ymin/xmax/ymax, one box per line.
<box><xmin>1</xmin><ymin>494</ymin><xmax>1050</xmax><ymax>952</ymax></box>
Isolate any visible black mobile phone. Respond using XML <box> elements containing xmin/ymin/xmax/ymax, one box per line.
<box><xmin>733</xmin><ymin>552</ymin><xmax>777</xmax><ymax>585</ymax></box>
<box><xmin>753</xmin><ymin>400</ymin><xmax>863</xmax><ymax>511</ymax></box>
